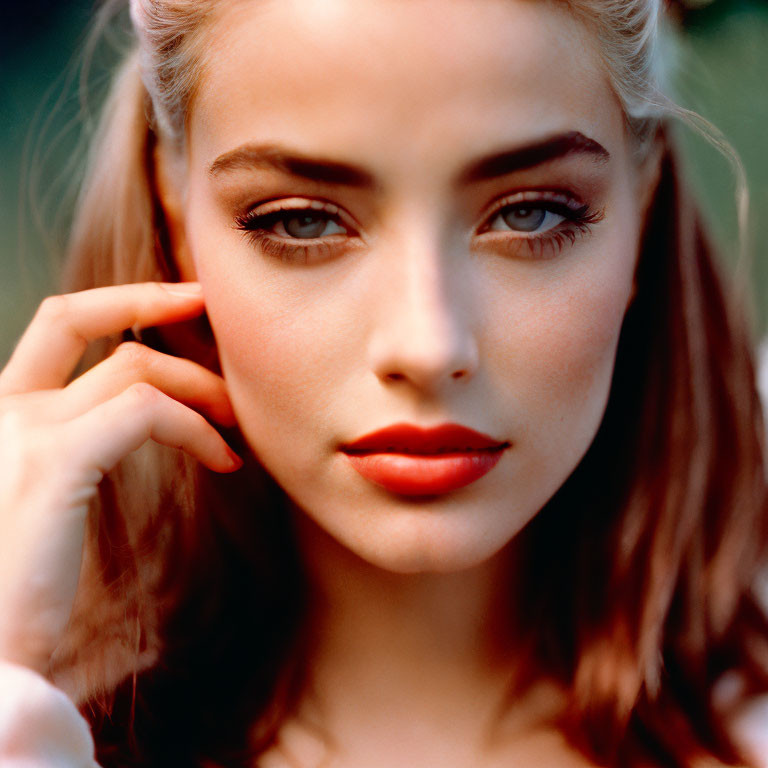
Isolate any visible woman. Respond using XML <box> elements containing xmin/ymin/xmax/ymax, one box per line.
<box><xmin>0</xmin><ymin>0</ymin><xmax>766</xmax><ymax>765</ymax></box>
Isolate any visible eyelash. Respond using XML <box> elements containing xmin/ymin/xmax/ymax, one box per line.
<box><xmin>233</xmin><ymin>194</ymin><xmax>603</xmax><ymax>264</ymax></box>
<box><xmin>478</xmin><ymin>192</ymin><xmax>605</xmax><ymax>260</ymax></box>
<box><xmin>234</xmin><ymin>201</ymin><xmax>356</xmax><ymax>264</ymax></box>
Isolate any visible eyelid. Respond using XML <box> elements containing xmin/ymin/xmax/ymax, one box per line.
<box><xmin>235</xmin><ymin>191</ymin><xmax>599</xmax><ymax>264</ymax></box>
<box><xmin>477</xmin><ymin>189</ymin><xmax>587</xmax><ymax>233</ymax></box>
<box><xmin>243</xmin><ymin>196</ymin><xmax>360</xmax><ymax>234</ymax></box>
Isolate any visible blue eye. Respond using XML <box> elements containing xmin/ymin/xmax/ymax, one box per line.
<box><xmin>234</xmin><ymin>203</ymin><xmax>358</xmax><ymax>264</ymax></box>
<box><xmin>236</xmin><ymin>207</ymin><xmax>348</xmax><ymax>241</ymax></box>
<box><xmin>477</xmin><ymin>196</ymin><xmax>604</xmax><ymax>260</ymax></box>
<box><xmin>279</xmin><ymin>212</ymin><xmax>346</xmax><ymax>239</ymax></box>
<box><xmin>487</xmin><ymin>205</ymin><xmax>565</xmax><ymax>234</ymax></box>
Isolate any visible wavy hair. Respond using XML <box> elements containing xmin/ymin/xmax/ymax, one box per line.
<box><xmin>48</xmin><ymin>1</ymin><xmax>768</xmax><ymax>765</ymax></box>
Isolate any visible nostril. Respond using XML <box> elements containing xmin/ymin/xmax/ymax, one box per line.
<box><xmin>384</xmin><ymin>370</ymin><xmax>468</xmax><ymax>383</ymax></box>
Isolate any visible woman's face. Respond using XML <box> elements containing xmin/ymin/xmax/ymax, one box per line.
<box><xmin>172</xmin><ymin>0</ymin><xmax>655</xmax><ymax>573</ymax></box>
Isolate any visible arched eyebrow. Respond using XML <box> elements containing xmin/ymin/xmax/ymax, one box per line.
<box><xmin>457</xmin><ymin>131</ymin><xmax>610</xmax><ymax>184</ymax></box>
<box><xmin>207</xmin><ymin>131</ymin><xmax>609</xmax><ymax>186</ymax></box>
<box><xmin>208</xmin><ymin>144</ymin><xmax>379</xmax><ymax>187</ymax></box>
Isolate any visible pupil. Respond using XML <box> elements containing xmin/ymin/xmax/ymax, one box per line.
<box><xmin>285</xmin><ymin>214</ymin><xmax>327</xmax><ymax>238</ymax></box>
<box><xmin>502</xmin><ymin>207</ymin><xmax>546</xmax><ymax>232</ymax></box>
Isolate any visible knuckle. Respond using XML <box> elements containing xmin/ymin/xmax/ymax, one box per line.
<box><xmin>36</xmin><ymin>294</ymin><xmax>69</xmax><ymax>325</ymax></box>
<box><xmin>0</xmin><ymin>408</ymin><xmax>50</xmax><ymax>475</ymax></box>
<box><xmin>0</xmin><ymin>404</ymin><xmax>28</xmax><ymax>438</ymax></box>
<box><xmin>126</xmin><ymin>381</ymin><xmax>163</xmax><ymax>409</ymax></box>
<box><xmin>188</xmin><ymin>408</ymin><xmax>210</xmax><ymax>431</ymax></box>
<box><xmin>114</xmin><ymin>341</ymin><xmax>152</xmax><ymax>372</ymax></box>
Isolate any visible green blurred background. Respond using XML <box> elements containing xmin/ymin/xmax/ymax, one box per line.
<box><xmin>1</xmin><ymin>0</ymin><xmax>767</xmax><ymax>364</ymax></box>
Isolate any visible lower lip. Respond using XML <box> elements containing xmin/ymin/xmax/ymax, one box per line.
<box><xmin>342</xmin><ymin>449</ymin><xmax>506</xmax><ymax>496</ymax></box>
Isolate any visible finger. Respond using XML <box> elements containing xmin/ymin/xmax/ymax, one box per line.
<box><xmin>69</xmin><ymin>382</ymin><xmax>242</xmax><ymax>476</ymax></box>
<box><xmin>0</xmin><ymin>390</ymin><xmax>63</xmax><ymax>427</ymax></box>
<box><xmin>0</xmin><ymin>282</ymin><xmax>205</xmax><ymax>396</ymax></box>
<box><xmin>60</xmin><ymin>342</ymin><xmax>237</xmax><ymax>427</ymax></box>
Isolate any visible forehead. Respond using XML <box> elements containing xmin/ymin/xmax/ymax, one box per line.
<box><xmin>190</xmin><ymin>0</ymin><xmax>622</xmax><ymax>173</ymax></box>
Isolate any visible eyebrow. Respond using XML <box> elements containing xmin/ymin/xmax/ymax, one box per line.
<box><xmin>207</xmin><ymin>130</ymin><xmax>610</xmax><ymax>187</ymax></box>
<box><xmin>457</xmin><ymin>130</ymin><xmax>610</xmax><ymax>184</ymax></box>
<box><xmin>209</xmin><ymin>144</ymin><xmax>377</xmax><ymax>187</ymax></box>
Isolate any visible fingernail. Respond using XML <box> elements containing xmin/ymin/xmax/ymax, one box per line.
<box><xmin>226</xmin><ymin>448</ymin><xmax>244</xmax><ymax>471</ymax></box>
<box><xmin>161</xmin><ymin>282</ymin><xmax>203</xmax><ymax>297</ymax></box>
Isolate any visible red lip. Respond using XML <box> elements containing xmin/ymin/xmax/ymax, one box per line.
<box><xmin>342</xmin><ymin>422</ymin><xmax>507</xmax><ymax>453</ymax></box>
<box><xmin>341</xmin><ymin>423</ymin><xmax>510</xmax><ymax>496</ymax></box>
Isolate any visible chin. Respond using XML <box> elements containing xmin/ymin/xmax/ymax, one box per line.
<box><xmin>295</xmin><ymin>494</ymin><xmax>527</xmax><ymax>575</ymax></box>
<box><xmin>356</xmin><ymin>544</ymin><xmax>506</xmax><ymax>575</ymax></box>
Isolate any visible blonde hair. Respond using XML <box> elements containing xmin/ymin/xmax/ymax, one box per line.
<box><xmin>135</xmin><ymin>0</ymin><xmax>666</xmax><ymax>148</ymax></box>
<box><xmin>53</xmin><ymin>1</ymin><xmax>768</xmax><ymax>766</ymax></box>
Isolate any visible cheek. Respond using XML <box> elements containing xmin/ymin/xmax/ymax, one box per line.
<box><xmin>491</xmin><ymin>246</ymin><xmax>636</xmax><ymax>455</ymax></box>
<box><xmin>195</xmin><ymin>253</ymin><xmax>356</xmax><ymax>469</ymax></box>
<box><xmin>208</xmin><ymin>290</ymin><xmax>329</xmax><ymax>420</ymax></box>
<box><xmin>523</xmin><ymin>279</ymin><xmax>626</xmax><ymax>395</ymax></box>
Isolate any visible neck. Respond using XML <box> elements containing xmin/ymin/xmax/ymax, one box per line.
<box><xmin>291</xmin><ymin>508</ymin><xmax>527</xmax><ymax>748</ymax></box>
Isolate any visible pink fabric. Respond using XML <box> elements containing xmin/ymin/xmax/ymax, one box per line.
<box><xmin>0</xmin><ymin>659</ymin><xmax>99</xmax><ymax>767</ymax></box>
<box><xmin>732</xmin><ymin>693</ymin><xmax>768</xmax><ymax>768</ymax></box>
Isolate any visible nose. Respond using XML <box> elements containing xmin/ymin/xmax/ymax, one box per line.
<box><xmin>367</xmin><ymin>235</ymin><xmax>479</xmax><ymax>393</ymax></box>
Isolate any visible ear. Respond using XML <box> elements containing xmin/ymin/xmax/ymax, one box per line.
<box><xmin>154</xmin><ymin>139</ymin><xmax>197</xmax><ymax>281</ymax></box>
<box><xmin>150</xmin><ymin>139</ymin><xmax>221</xmax><ymax>371</ymax></box>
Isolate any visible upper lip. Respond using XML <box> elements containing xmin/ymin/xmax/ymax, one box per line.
<box><xmin>341</xmin><ymin>422</ymin><xmax>510</xmax><ymax>454</ymax></box>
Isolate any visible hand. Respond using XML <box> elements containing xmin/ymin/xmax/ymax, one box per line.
<box><xmin>0</xmin><ymin>282</ymin><xmax>241</xmax><ymax>676</ymax></box>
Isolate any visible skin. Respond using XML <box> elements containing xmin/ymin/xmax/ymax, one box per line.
<box><xmin>0</xmin><ymin>0</ymin><xmax>669</xmax><ymax>764</ymax></box>
<box><xmin>0</xmin><ymin>283</ymin><xmax>239</xmax><ymax>674</ymax></box>
<box><xmin>168</xmin><ymin>0</ymin><xmax>656</xmax><ymax>576</ymax></box>
<box><xmin>160</xmin><ymin>0</ymin><xmax>660</xmax><ymax>763</ymax></box>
